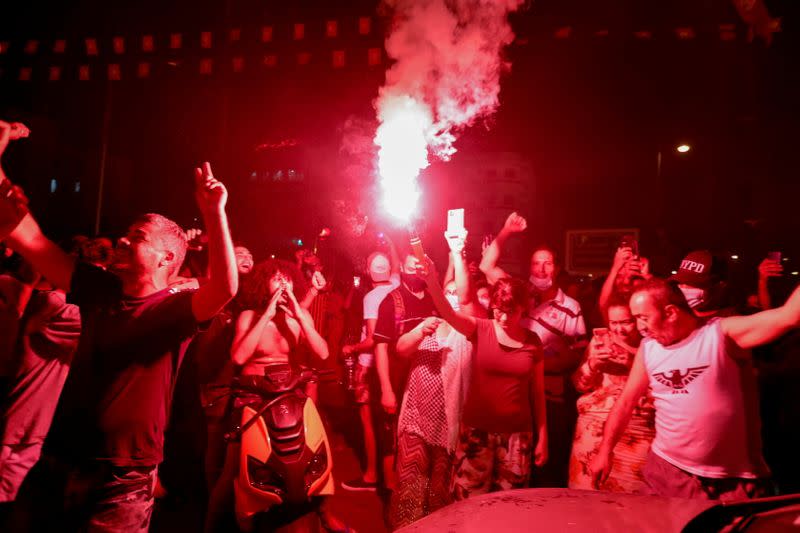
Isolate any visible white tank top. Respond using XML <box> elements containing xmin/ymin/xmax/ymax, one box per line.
<box><xmin>642</xmin><ymin>318</ymin><xmax>769</xmax><ymax>479</ymax></box>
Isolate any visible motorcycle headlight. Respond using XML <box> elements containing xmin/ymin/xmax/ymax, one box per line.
<box><xmin>304</xmin><ymin>448</ymin><xmax>328</xmax><ymax>490</ymax></box>
<box><xmin>247</xmin><ymin>455</ymin><xmax>284</xmax><ymax>496</ymax></box>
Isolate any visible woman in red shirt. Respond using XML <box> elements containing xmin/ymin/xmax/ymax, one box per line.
<box><xmin>421</xmin><ymin>250</ymin><xmax>547</xmax><ymax>498</ymax></box>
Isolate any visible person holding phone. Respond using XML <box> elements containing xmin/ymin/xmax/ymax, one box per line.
<box><xmin>568</xmin><ymin>294</ymin><xmax>654</xmax><ymax>492</ymax></box>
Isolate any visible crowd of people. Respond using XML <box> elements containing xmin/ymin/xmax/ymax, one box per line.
<box><xmin>1</xmin><ymin>117</ymin><xmax>800</xmax><ymax>532</ymax></box>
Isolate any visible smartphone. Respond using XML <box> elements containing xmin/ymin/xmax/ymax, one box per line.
<box><xmin>593</xmin><ymin>327</ymin><xmax>609</xmax><ymax>347</ymax></box>
<box><xmin>447</xmin><ymin>208</ymin><xmax>465</xmax><ymax>234</ymax></box>
<box><xmin>768</xmin><ymin>251</ymin><xmax>782</xmax><ymax>262</ymax></box>
<box><xmin>620</xmin><ymin>234</ymin><xmax>639</xmax><ymax>258</ymax></box>
<box><xmin>353</xmin><ymin>276</ymin><xmax>361</xmax><ymax>288</ymax></box>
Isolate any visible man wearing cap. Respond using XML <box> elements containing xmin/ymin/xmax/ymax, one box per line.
<box><xmin>341</xmin><ymin>242</ymin><xmax>401</xmax><ymax>492</ymax></box>
<box><xmin>671</xmin><ymin>250</ymin><xmax>735</xmax><ymax>319</ymax></box>
<box><xmin>591</xmin><ymin>278</ymin><xmax>800</xmax><ymax>500</ymax></box>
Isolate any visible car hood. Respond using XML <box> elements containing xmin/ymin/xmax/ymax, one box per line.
<box><xmin>397</xmin><ymin>488</ymin><xmax>715</xmax><ymax>533</ymax></box>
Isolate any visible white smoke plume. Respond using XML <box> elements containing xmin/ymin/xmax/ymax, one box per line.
<box><xmin>376</xmin><ymin>0</ymin><xmax>526</xmax><ymax>161</ymax></box>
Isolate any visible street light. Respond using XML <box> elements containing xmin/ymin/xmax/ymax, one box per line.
<box><xmin>676</xmin><ymin>144</ymin><xmax>691</xmax><ymax>153</ymax></box>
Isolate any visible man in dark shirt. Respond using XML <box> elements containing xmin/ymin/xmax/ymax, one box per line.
<box><xmin>0</xmin><ymin>160</ymin><xmax>237</xmax><ymax>532</ymax></box>
<box><xmin>372</xmin><ymin>252</ymin><xmax>439</xmax><ymax>491</ymax></box>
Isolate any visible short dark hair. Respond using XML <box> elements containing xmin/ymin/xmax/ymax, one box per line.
<box><xmin>490</xmin><ymin>277</ymin><xmax>529</xmax><ymax>313</ymax></box>
<box><xmin>632</xmin><ymin>278</ymin><xmax>693</xmax><ymax>314</ymax></box>
<box><xmin>133</xmin><ymin>213</ymin><xmax>188</xmax><ymax>277</ymax></box>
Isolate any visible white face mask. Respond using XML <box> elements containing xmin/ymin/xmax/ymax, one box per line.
<box><xmin>445</xmin><ymin>293</ymin><xmax>460</xmax><ymax>311</ymax></box>
<box><xmin>680</xmin><ymin>286</ymin><xmax>706</xmax><ymax>309</ymax></box>
<box><xmin>529</xmin><ymin>275</ymin><xmax>553</xmax><ymax>291</ymax></box>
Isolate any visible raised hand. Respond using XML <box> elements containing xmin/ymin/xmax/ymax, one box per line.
<box><xmin>444</xmin><ymin>228</ymin><xmax>468</xmax><ymax>255</ymax></box>
<box><xmin>758</xmin><ymin>257</ymin><xmax>783</xmax><ymax>280</ymax></box>
<box><xmin>194</xmin><ymin>162</ymin><xmax>228</xmax><ymax>214</ymax></box>
<box><xmin>612</xmin><ymin>246</ymin><xmax>634</xmax><ymax>270</ymax></box>
<box><xmin>481</xmin><ymin>234</ymin><xmax>493</xmax><ymax>256</ymax></box>
<box><xmin>0</xmin><ymin>121</ymin><xmax>30</xmax><ymax>162</ymax></box>
<box><xmin>0</xmin><ymin>179</ymin><xmax>30</xmax><ymax>239</ymax></box>
<box><xmin>311</xmin><ymin>270</ymin><xmax>327</xmax><ymax>291</ymax></box>
<box><xmin>503</xmin><ymin>212</ymin><xmax>527</xmax><ymax>233</ymax></box>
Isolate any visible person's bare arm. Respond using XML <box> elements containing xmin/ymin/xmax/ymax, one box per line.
<box><xmin>756</xmin><ymin>257</ymin><xmax>782</xmax><ymax>311</ymax></box>
<box><xmin>589</xmin><ymin>346</ymin><xmax>649</xmax><ymax>487</ymax></box>
<box><xmin>396</xmin><ymin>317</ymin><xmax>441</xmax><ymax>357</ymax></box>
<box><xmin>721</xmin><ymin>284</ymin><xmax>800</xmax><ymax>352</ymax></box>
<box><xmin>190</xmin><ymin>163</ymin><xmax>238</xmax><ymax>322</ymax></box>
<box><xmin>285</xmin><ymin>286</ymin><xmax>329</xmax><ymax>360</ymax></box>
<box><xmin>301</xmin><ymin>271</ymin><xmax>326</xmax><ymax>310</ymax></box>
<box><xmin>230</xmin><ymin>288</ymin><xmax>284</xmax><ymax>366</ymax></box>
<box><xmin>421</xmin><ymin>259</ymin><xmax>477</xmax><ymax>338</ymax></box>
<box><xmin>479</xmin><ymin>212</ymin><xmax>526</xmax><ymax>285</ymax></box>
<box><xmin>531</xmin><ymin>355</ymin><xmax>548</xmax><ymax>466</ymax></box>
<box><xmin>375</xmin><ymin>342</ymin><xmax>396</xmax><ymax>414</ymax></box>
<box><xmin>598</xmin><ymin>247</ymin><xmax>632</xmax><ymax>319</ymax></box>
<box><xmin>343</xmin><ymin>318</ymin><xmax>378</xmax><ymax>356</ymax></box>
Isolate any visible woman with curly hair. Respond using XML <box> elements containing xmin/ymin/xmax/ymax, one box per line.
<box><xmin>205</xmin><ymin>259</ymin><xmax>329</xmax><ymax>532</ymax></box>
<box><xmin>231</xmin><ymin>258</ymin><xmax>327</xmax><ymax>373</ymax></box>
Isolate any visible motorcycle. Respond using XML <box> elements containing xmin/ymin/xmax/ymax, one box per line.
<box><xmin>216</xmin><ymin>363</ymin><xmax>336</xmax><ymax>532</ymax></box>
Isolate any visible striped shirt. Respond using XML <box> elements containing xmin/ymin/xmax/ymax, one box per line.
<box><xmin>521</xmin><ymin>288</ymin><xmax>587</xmax><ymax>401</ymax></box>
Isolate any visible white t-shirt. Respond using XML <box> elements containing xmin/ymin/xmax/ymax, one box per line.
<box><xmin>642</xmin><ymin>318</ymin><xmax>769</xmax><ymax>479</ymax></box>
<box><xmin>359</xmin><ymin>273</ymin><xmax>401</xmax><ymax>367</ymax></box>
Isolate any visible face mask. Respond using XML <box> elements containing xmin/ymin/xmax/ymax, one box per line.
<box><xmin>680</xmin><ymin>286</ymin><xmax>705</xmax><ymax>309</ymax></box>
<box><xmin>445</xmin><ymin>293</ymin><xmax>460</xmax><ymax>311</ymax></box>
<box><xmin>401</xmin><ymin>272</ymin><xmax>427</xmax><ymax>293</ymax></box>
<box><xmin>529</xmin><ymin>275</ymin><xmax>553</xmax><ymax>291</ymax></box>
<box><xmin>478</xmin><ymin>296</ymin><xmax>490</xmax><ymax>310</ymax></box>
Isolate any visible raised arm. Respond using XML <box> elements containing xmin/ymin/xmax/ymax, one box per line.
<box><xmin>1</xmin><ymin>121</ymin><xmax>75</xmax><ymax>292</ymax></box>
<box><xmin>756</xmin><ymin>257</ymin><xmax>782</xmax><ymax>311</ymax></box>
<box><xmin>721</xmin><ymin>284</ymin><xmax>800</xmax><ymax>351</ymax></box>
<box><xmin>446</xmin><ymin>230</ymin><xmax>473</xmax><ymax>307</ymax></box>
<box><xmin>589</xmin><ymin>346</ymin><xmax>650</xmax><ymax>488</ymax></box>
<box><xmin>420</xmin><ymin>258</ymin><xmax>477</xmax><ymax>338</ymax></box>
<box><xmin>479</xmin><ymin>212</ymin><xmax>526</xmax><ymax>285</ymax></box>
<box><xmin>598</xmin><ymin>247</ymin><xmax>632</xmax><ymax>318</ymax></box>
<box><xmin>396</xmin><ymin>317</ymin><xmax>441</xmax><ymax>357</ymax></box>
<box><xmin>190</xmin><ymin>163</ymin><xmax>238</xmax><ymax>322</ymax></box>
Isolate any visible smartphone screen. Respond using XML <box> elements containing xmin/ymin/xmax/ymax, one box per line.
<box><xmin>447</xmin><ymin>208</ymin><xmax>465</xmax><ymax>234</ymax></box>
<box><xmin>767</xmin><ymin>251</ymin><xmax>782</xmax><ymax>262</ymax></box>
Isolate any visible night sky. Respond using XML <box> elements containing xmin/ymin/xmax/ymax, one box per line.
<box><xmin>1</xmin><ymin>0</ymin><xmax>798</xmax><ymax>287</ymax></box>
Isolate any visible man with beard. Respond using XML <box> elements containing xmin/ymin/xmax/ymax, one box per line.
<box><xmin>481</xmin><ymin>212</ymin><xmax>587</xmax><ymax>487</ymax></box>
<box><xmin>0</xmin><ymin>160</ymin><xmax>237</xmax><ymax>532</ymax></box>
<box><xmin>373</xmin><ymin>252</ymin><xmax>440</xmax><ymax>493</ymax></box>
